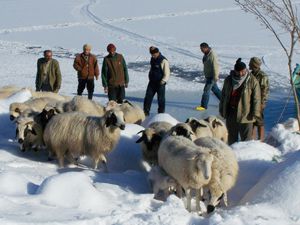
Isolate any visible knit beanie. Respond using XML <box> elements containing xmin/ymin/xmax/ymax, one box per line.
<box><xmin>149</xmin><ymin>46</ymin><xmax>159</xmax><ymax>54</ymax></box>
<box><xmin>107</xmin><ymin>43</ymin><xmax>116</xmax><ymax>52</ymax></box>
<box><xmin>249</xmin><ymin>57</ymin><xmax>262</xmax><ymax>70</ymax></box>
<box><xmin>234</xmin><ymin>58</ymin><xmax>247</xmax><ymax>72</ymax></box>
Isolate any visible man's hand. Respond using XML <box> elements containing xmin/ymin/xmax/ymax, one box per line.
<box><xmin>96</xmin><ymin>76</ymin><xmax>99</xmax><ymax>80</ymax></box>
<box><xmin>125</xmin><ymin>83</ymin><xmax>128</xmax><ymax>88</ymax></box>
<box><xmin>104</xmin><ymin>87</ymin><xmax>108</xmax><ymax>93</ymax></box>
<box><xmin>160</xmin><ymin>80</ymin><xmax>166</xmax><ymax>85</ymax></box>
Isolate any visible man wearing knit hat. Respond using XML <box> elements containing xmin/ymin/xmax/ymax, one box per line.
<box><xmin>73</xmin><ymin>44</ymin><xmax>99</xmax><ymax>99</ymax></box>
<box><xmin>143</xmin><ymin>46</ymin><xmax>170</xmax><ymax>116</ymax></box>
<box><xmin>219</xmin><ymin>58</ymin><xmax>261</xmax><ymax>145</ymax></box>
<box><xmin>196</xmin><ymin>42</ymin><xmax>222</xmax><ymax>111</ymax></box>
<box><xmin>249</xmin><ymin>57</ymin><xmax>269</xmax><ymax>141</ymax></box>
<box><xmin>101</xmin><ymin>43</ymin><xmax>129</xmax><ymax>103</ymax></box>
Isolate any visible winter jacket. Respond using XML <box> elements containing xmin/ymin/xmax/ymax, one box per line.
<box><xmin>101</xmin><ymin>53</ymin><xmax>129</xmax><ymax>88</ymax></box>
<box><xmin>203</xmin><ymin>49</ymin><xmax>219</xmax><ymax>81</ymax></box>
<box><xmin>250</xmin><ymin>69</ymin><xmax>269</xmax><ymax>108</ymax></box>
<box><xmin>73</xmin><ymin>53</ymin><xmax>99</xmax><ymax>80</ymax></box>
<box><xmin>219</xmin><ymin>70</ymin><xmax>261</xmax><ymax>123</ymax></box>
<box><xmin>36</xmin><ymin>58</ymin><xmax>62</xmax><ymax>93</ymax></box>
<box><xmin>149</xmin><ymin>54</ymin><xmax>170</xmax><ymax>83</ymax></box>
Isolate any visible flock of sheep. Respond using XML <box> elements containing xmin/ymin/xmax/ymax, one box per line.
<box><xmin>1</xmin><ymin>85</ymin><xmax>239</xmax><ymax>216</ymax></box>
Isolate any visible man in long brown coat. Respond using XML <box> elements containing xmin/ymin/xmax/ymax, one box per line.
<box><xmin>73</xmin><ymin>44</ymin><xmax>99</xmax><ymax>100</ymax></box>
<box><xmin>101</xmin><ymin>43</ymin><xmax>129</xmax><ymax>103</ymax></box>
<box><xmin>36</xmin><ymin>50</ymin><xmax>61</xmax><ymax>93</ymax></box>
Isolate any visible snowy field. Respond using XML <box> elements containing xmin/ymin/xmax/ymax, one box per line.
<box><xmin>0</xmin><ymin>0</ymin><xmax>300</xmax><ymax>224</ymax></box>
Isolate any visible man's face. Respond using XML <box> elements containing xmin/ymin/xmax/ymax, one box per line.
<box><xmin>108</xmin><ymin>49</ymin><xmax>116</xmax><ymax>55</ymax></box>
<box><xmin>238</xmin><ymin>68</ymin><xmax>248</xmax><ymax>77</ymax></box>
<box><xmin>151</xmin><ymin>52</ymin><xmax>160</xmax><ymax>59</ymax></box>
<box><xmin>200</xmin><ymin>47</ymin><xmax>208</xmax><ymax>54</ymax></box>
<box><xmin>44</xmin><ymin>52</ymin><xmax>52</xmax><ymax>61</ymax></box>
<box><xmin>84</xmin><ymin>47</ymin><xmax>91</xmax><ymax>55</ymax></box>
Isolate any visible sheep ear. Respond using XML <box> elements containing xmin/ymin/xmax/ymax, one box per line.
<box><xmin>136</xmin><ymin>130</ymin><xmax>145</xmax><ymax>143</ymax></box>
<box><xmin>123</xmin><ymin>99</ymin><xmax>133</xmax><ymax>106</ymax></box>
<box><xmin>185</xmin><ymin>118</ymin><xmax>190</xmax><ymax>123</ymax></box>
<box><xmin>212</xmin><ymin>119</ymin><xmax>222</xmax><ymax>128</ymax></box>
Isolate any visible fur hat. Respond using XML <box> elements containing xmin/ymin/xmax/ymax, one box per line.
<box><xmin>107</xmin><ymin>43</ymin><xmax>116</xmax><ymax>52</ymax></box>
<box><xmin>234</xmin><ymin>58</ymin><xmax>247</xmax><ymax>72</ymax></box>
<box><xmin>149</xmin><ymin>46</ymin><xmax>159</xmax><ymax>54</ymax></box>
<box><xmin>249</xmin><ymin>57</ymin><xmax>262</xmax><ymax>70</ymax></box>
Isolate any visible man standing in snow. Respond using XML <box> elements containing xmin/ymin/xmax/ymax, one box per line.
<box><xmin>73</xmin><ymin>44</ymin><xmax>99</xmax><ymax>100</ymax></box>
<box><xmin>101</xmin><ymin>43</ymin><xmax>129</xmax><ymax>103</ymax></box>
<box><xmin>36</xmin><ymin>50</ymin><xmax>61</xmax><ymax>93</ymax></box>
<box><xmin>196</xmin><ymin>43</ymin><xmax>221</xmax><ymax>111</ymax></box>
<box><xmin>249</xmin><ymin>57</ymin><xmax>269</xmax><ymax>141</ymax></box>
<box><xmin>219</xmin><ymin>58</ymin><xmax>261</xmax><ymax>145</ymax></box>
<box><xmin>143</xmin><ymin>46</ymin><xmax>170</xmax><ymax>116</ymax></box>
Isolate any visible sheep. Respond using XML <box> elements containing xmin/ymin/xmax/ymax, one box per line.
<box><xmin>168</xmin><ymin>122</ymin><xmax>196</xmax><ymax>141</ymax></box>
<box><xmin>185</xmin><ymin>117</ymin><xmax>213</xmax><ymax>139</ymax></box>
<box><xmin>194</xmin><ymin>137</ymin><xmax>239</xmax><ymax>213</ymax></box>
<box><xmin>204</xmin><ymin>116</ymin><xmax>228</xmax><ymax>143</ymax></box>
<box><xmin>136</xmin><ymin>121</ymin><xmax>173</xmax><ymax>165</ymax></box>
<box><xmin>43</xmin><ymin>109</ymin><xmax>125</xmax><ymax>170</ymax></box>
<box><xmin>158</xmin><ymin>135</ymin><xmax>214</xmax><ymax>213</ymax></box>
<box><xmin>53</xmin><ymin>96</ymin><xmax>105</xmax><ymax>116</ymax></box>
<box><xmin>28</xmin><ymin>88</ymin><xmax>70</xmax><ymax>101</ymax></box>
<box><xmin>148</xmin><ymin>165</ymin><xmax>182</xmax><ymax>201</ymax></box>
<box><xmin>106</xmin><ymin>99</ymin><xmax>145</xmax><ymax>124</ymax></box>
<box><xmin>9</xmin><ymin>97</ymin><xmax>59</xmax><ymax>121</ymax></box>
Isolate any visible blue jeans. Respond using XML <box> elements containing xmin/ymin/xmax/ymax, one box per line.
<box><xmin>200</xmin><ymin>78</ymin><xmax>221</xmax><ymax>109</ymax></box>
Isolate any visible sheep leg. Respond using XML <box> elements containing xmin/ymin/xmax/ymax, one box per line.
<box><xmin>176</xmin><ymin>184</ymin><xmax>183</xmax><ymax>199</ymax></box>
<box><xmin>195</xmin><ymin>188</ymin><xmax>203</xmax><ymax>215</ymax></box>
<box><xmin>223</xmin><ymin>192</ymin><xmax>228</xmax><ymax>206</ymax></box>
<box><xmin>185</xmin><ymin>188</ymin><xmax>192</xmax><ymax>212</ymax></box>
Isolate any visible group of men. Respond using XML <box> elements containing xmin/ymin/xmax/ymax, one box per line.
<box><xmin>35</xmin><ymin>42</ymin><xmax>268</xmax><ymax>145</ymax></box>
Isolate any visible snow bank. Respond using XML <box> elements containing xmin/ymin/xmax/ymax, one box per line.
<box><xmin>241</xmin><ymin>151</ymin><xmax>300</xmax><ymax>219</ymax></box>
<box><xmin>0</xmin><ymin>88</ymin><xmax>31</xmax><ymax>113</ymax></box>
<box><xmin>268</xmin><ymin>118</ymin><xmax>300</xmax><ymax>154</ymax></box>
<box><xmin>142</xmin><ymin>113</ymin><xmax>179</xmax><ymax>127</ymax></box>
<box><xmin>107</xmin><ymin>124</ymin><xmax>144</xmax><ymax>172</ymax></box>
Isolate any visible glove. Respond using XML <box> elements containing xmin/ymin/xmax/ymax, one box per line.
<box><xmin>104</xmin><ymin>87</ymin><xmax>108</xmax><ymax>94</ymax></box>
<box><xmin>160</xmin><ymin>80</ymin><xmax>166</xmax><ymax>85</ymax></box>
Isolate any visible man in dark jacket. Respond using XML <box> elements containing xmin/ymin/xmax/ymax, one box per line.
<box><xmin>219</xmin><ymin>58</ymin><xmax>261</xmax><ymax>145</ymax></box>
<box><xmin>36</xmin><ymin>50</ymin><xmax>61</xmax><ymax>93</ymax></box>
<box><xmin>101</xmin><ymin>43</ymin><xmax>129</xmax><ymax>103</ymax></box>
<box><xmin>143</xmin><ymin>46</ymin><xmax>170</xmax><ymax>116</ymax></box>
<box><xmin>73</xmin><ymin>44</ymin><xmax>99</xmax><ymax>100</ymax></box>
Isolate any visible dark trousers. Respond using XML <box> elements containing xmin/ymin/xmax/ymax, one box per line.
<box><xmin>226</xmin><ymin>108</ymin><xmax>253</xmax><ymax>145</ymax></box>
<box><xmin>143</xmin><ymin>82</ymin><xmax>166</xmax><ymax>115</ymax></box>
<box><xmin>201</xmin><ymin>78</ymin><xmax>221</xmax><ymax>109</ymax></box>
<box><xmin>108</xmin><ymin>86</ymin><xmax>125</xmax><ymax>104</ymax></box>
<box><xmin>77</xmin><ymin>78</ymin><xmax>94</xmax><ymax>100</ymax></box>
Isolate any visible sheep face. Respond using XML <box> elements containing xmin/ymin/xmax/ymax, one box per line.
<box><xmin>170</xmin><ymin>123</ymin><xmax>195</xmax><ymax>141</ymax></box>
<box><xmin>105</xmin><ymin>110</ymin><xmax>125</xmax><ymax>130</ymax></box>
<box><xmin>105</xmin><ymin>100</ymin><xmax>118</xmax><ymax>111</ymax></box>
<box><xmin>9</xmin><ymin>104</ymin><xmax>22</xmax><ymax>121</ymax></box>
<box><xmin>186</xmin><ymin>118</ymin><xmax>209</xmax><ymax>132</ymax></box>
<box><xmin>37</xmin><ymin>108</ymin><xmax>57</xmax><ymax>128</ymax></box>
<box><xmin>16</xmin><ymin>119</ymin><xmax>35</xmax><ymax>144</ymax></box>
<box><xmin>195</xmin><ymin>151</ymin><xmax>214</xmax><ymax>181</ymax></box>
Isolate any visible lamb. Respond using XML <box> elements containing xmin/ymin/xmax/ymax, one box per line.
<box><xmin>194</xmin><ymin>137</ymin><xmax>239</xmax><ymax>213</ymax></box>
<box><xmin>204</xmin><ymin>116</ymin><xmax>228</xmax><ymax>143</ymax></box>
<box><xmin>106</xmin><ymin>100</ymin><xmax>145</xmax><ymax>124</ymax></box>
<box><xmin>158</xmin><ymin>135</ymin><xmax>214</xmax><ymax>213</ymax></box>
<box><xmin>185</xmin><ymin>117</ymin><xmax>213</xmax><ymax>139</ymax></box>
<box><xmin>169</xmin><ymin>122</ymin><xmax>196</xmax><ymax>141</ymax></box>
<box><xmin>148</xmin><ymin>165</ymin><xmax>181</xmax><ymax>201</ymax></box>
<box><xmin>136</xmin><ymin>121</ymin><xmax>173</xmax><ymax>165</ymax></box>
<box><xmin>53</xmin><ymin>96</ymin><xmax>106</xmax><ymax>116</ymax></box>
<box><xmin>9</xmin><ymin>97</ymin><xmax>59</xmax><ymax>121</ymax></box>
<box><xmin>43</xmin><ymin>109</ymin><xmax>125</xmax><ymax>170</ymax></box>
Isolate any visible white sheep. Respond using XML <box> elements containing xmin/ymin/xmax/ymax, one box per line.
<box><xmin>9</xmin><ymin>97</ymin><xmax>59</xmax><ymax>121</ymax></box>
<box><xmin>148</xmin><ymin>165</ymin><xmax>181</xmax><ymax>201</ymax></box>
<box><xmin>185</xmin><ymin>117</ymin><xmax>213</xmax><ymax>139</ymax></box>
<box><xmin>168</xmin><ymin>122</ymin><xmax>196</xmax><ymax>141</ymax></box>
<box><xmin>54</xmin><ymin>96</ymin><xmax>105</xmax><ymax>116</ymax></box>
<box><xmin>43</xmin><ymin>109</ymin><xmax>125</xmax><ymax>170</ymax></box>
<box><xmin>194</xmin><ymin>137</ymin><xmax>239</xmax><ymax>213</ymax></box>
<box><xmin>136</xmin><ymin>121</ymin><xmax>173</xmax><ymax>165</ymax></box>
<box><xmin>204</xmin><ymin>116</ymin><xmax>228</xmax><ymax>143</ymax></box>
<box><xmin>158</xmin><ymin>135</ymin><xmax>214</xmax><ymax>213</ymax></box>
<box><xmin>106</xmin><ymin>99</ymin><xmax>145</xmax><ymax>124</ymax></box>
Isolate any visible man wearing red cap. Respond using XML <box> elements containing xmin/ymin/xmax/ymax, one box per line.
<box><xmin>73</xmin><ymin>44</ymin><xmax>99</xmax><ymax>99</ymax></box>
<box><xmin>101</xmin><ymin>43</ymin><xmax>129</xmax><ymax>103</ymax></box>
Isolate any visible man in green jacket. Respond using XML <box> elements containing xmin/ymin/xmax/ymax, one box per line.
<box><xmin>249</xmin><ymin>57</ymin><xmax>269</xmax><ymax>141</ymax></box>
<box><xmin>219</xmin><ymin>58</ymin><xmax>261</xmax><ymax>145</ymax></box>
<box><xmin>101</xmin><ymin>43</ymin><xmax>129</xmax><ymax>103</ymax></box>
<box><xmin>196</xmin><ymin>42</ymin><xmax>221</xmax><ymax>111</ymax></box>
<box><xmin>36</xmin><ymin>50</ymin><xmax>62</xmax><ymax>93</ymax></box>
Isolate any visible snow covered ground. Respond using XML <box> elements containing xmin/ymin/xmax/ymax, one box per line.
<box><xmin>0</xmin><ymin>0</ymin><xmax>300</xmax><ymax>224</ymax></box>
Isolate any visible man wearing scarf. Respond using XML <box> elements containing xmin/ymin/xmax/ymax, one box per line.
<box><xmin>219</xmin><ymin>58</ymin><xmax>261</xmax><ymax>145</ymax></box>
